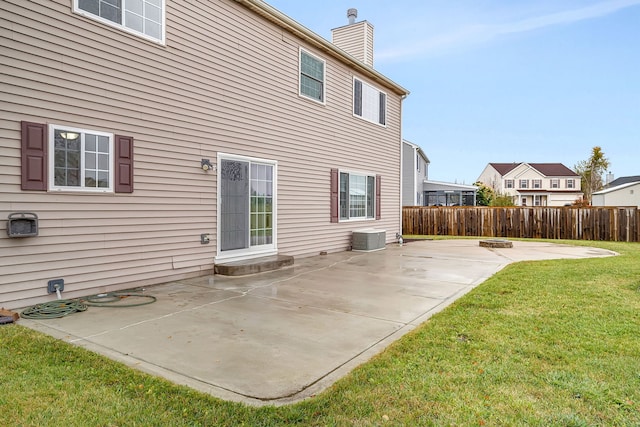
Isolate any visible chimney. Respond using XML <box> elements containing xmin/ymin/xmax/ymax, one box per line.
<box><xmin>347</xmin><ymin>8</ymin><xmax>357</xmax><ymax>25</ymax></box>
<box><xmin>332</xmin><ymin>9</ymin><xmax>375</xmax><ymax>67</ymax></box>
<box><xmin>606</xmin><ymin>172</ymin><xmax>614</xmax><ymax>186</ymax></box>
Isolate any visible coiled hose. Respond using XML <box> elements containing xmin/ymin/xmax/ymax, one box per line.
<box><xmin>20</xmin><ymin>292</ymin><xmax>156</xmax><ymax>319</ymax></box>
<box><xmin>20</xmin><ymin>299</ymin><xmax>88</xmax><ymax>319</ymax></box>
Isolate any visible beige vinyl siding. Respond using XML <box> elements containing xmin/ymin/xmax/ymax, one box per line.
<box><xmin>365</xmin><ymin>24</ymin><xmax>374</xmax><ymax>68</ymax></box>
<box><xmin>0</xmin><ymin>0</ymin><xmax>404</xmax><ymax>308</ymax></box>
<box><xmin>331</xmin><ymin>21</ymin><xmax>374</xmax><ymax>67</ymax></box>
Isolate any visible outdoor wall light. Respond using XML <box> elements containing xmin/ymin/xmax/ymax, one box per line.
<box><xmin>201</xmin><ymin>158</ymin><xmax>214</xmax><ymax>171</ymax></box>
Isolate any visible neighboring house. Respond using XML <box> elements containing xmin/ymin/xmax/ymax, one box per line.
<box><xmin>0</xmin><ymin>1</ymin><xmax>408</xmax><ymax>308</ymax></box>
<box><xmin>402</xmin><ymin>140</ymin><xmax>429</xmax><ymax>206</ymax></box>
<box><xmin>477</xmin><ymin>163</ymin><xmax>582</xmax><ymax>206</ymax></box>
<box><xmin>423</xmin><ymin>181</ymin><xmax>477</xmax><ymax>206</ymax></box>
<box><xmin>604</xmin><ymin>175</ymin><xmax>640</xmax><ymax>189</ymax></box>
<box><xmin>402</xmin><ymin>141</ymin><xmax>476</xmax><ymax>206</ymax></box>
<box><xmin>592</xmin><ymin>176</ymin><xmax>640</xmax><ymax>207</ymax></box>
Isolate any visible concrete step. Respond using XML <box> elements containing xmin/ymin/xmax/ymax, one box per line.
<box><xmin>214</xmin><ymin>255</ymin><xmax>294</xmax><ymax>276</ymax></box>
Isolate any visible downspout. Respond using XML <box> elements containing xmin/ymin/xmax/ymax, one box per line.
<box><xmin>399</xmin><ymin>93</ymin><xmax>408</xmax><ymax>239</ymax></box>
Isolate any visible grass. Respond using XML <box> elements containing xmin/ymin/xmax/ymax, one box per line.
<box><xmin>2</xmin><ymin>239</ymin><xmax>640</xmax><ymax>426</ymax></box>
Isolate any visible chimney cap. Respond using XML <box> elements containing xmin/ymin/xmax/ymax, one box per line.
<box><xmin>347</xmin><ymin>8</ymin><xmax>358</xmax><ymax>24</ymax></box>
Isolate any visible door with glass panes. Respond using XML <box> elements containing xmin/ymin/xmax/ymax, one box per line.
<box><xmin>219</xmin><ymin>157</ymin><xmax>275</xmax><ymax>256</ymax></box>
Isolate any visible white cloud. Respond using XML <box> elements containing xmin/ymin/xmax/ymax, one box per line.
<box><xmin>377</xmin><ymin>0</ymin><xmax>640</xmax><ymax>61</ymax></box>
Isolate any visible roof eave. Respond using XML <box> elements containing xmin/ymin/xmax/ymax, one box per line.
<box><xmin>233</xmin><ymin>0</ymin><xmax>410</xmax><ymax>97</ymax></box>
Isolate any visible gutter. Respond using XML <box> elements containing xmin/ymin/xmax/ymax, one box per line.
<box><xmin>233</xmin><ymin>0</ymin><xmax>410</xmax><ymax>97</ymax></box>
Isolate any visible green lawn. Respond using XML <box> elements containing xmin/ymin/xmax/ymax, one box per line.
<box><xmin>2</xmin><ymin>240</ymin><xmax>640</xmax><ymax>426</ymax></box>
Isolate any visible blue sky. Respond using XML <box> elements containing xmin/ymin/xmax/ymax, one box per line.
<box><xmin>265</xmin><ymin>0</ymin><xmax>640</xmax><ymax>184</ymax></box>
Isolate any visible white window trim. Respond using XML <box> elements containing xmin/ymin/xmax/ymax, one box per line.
<box><xmin>73</xmin><ymin>0</ymin><xmax>166</xmax><ymax>45</ymax></box>
<box><xmin>339</xmin><ymin>169</ymin><xmax>376</xmax><ymax>222</ymax></box>
<box><xmin>215</xmin><ymin>153</ymin><xmax>278</xmax><ymax>263</ymax></box>
<box><xmin>298</xmin><ymin>48</ymin><xmax>326</xmax><ymax>105</ymax></box>
<box><xmin>48</xmin><ymin>124</ymin><xmax>114</xmax><ymax>193</ymax></box>
<box><xmin>353</xmin><ymin>77</ymin><xmax>387</xmax><ymax>127</ymax></box>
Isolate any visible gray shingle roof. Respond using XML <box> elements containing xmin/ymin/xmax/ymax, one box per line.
<box><xmin>606</xmin><ymin>176</ymin><xmax>640</xmax><ymax>188</ymax></box>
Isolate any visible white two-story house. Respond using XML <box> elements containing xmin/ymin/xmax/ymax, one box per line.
<box><xmin>477</xmin><ymin>163</ymin><xmax>583</xmax><ymax>206</ymax></box>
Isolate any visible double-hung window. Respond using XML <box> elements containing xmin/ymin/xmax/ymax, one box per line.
<box><xmin>75</xmin><ymin>0</ymin><xmax>165</xmax><ymax>43</ymax></box>
<box><xmin>50</xmin><ymin>125</ymin><xmax>114</xmax><ymax>192</ymax></box>
<box><xmin>532</xmin><ymin>179</ymin><xmax>542</xmax><ymax>189</ymax></box>
<box><xmin>299</xmin><ymin>49</ymin><xmax>325</xmax><ymax>103</ymax></box>
<box><xmin>339</xmin><ymin>172</ymin><xmax>375</xmax><ymax>220</ymax></box>
<box><xmin>519</xmin><ymin>179</ymin><xmax>529</xmax><ymax>189</ymax></box>
<box><xmin>505</xmin><ymin>179</ymin><xmax>514</xmax><ymax>189</ymax></box>
<box><xmin>566</xmin><ymin>179</ymin><xmax>575</xmax><ymax>189</ymax></box>
<box><xmin>353</xmin><ymin>78</ymin><xmax>386</xmax><ymax>126</ymax></box>
<box><xmin>550</xmin><ymin>179</ymin><xmax>560</xmax><ymax>189</ymax></box>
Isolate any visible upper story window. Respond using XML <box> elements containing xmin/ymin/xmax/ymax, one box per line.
<box><xmin>49</xmin><ymin>125</ymin><xmax>114</xmax><ymax>192</ymax></box>
<box><xmin>519</xmin><ymin>179</ymin><xmax>529</xmax><ymax>189</ymax></box>
<box><xmin>550</xmin><ymin>179</ymin><xmax>560</xmax><ymax>189</ymax></box>
<box><xmin>299</xmin><ymin>49</ymin><xmax>325</xmax><ymax>103</ymax></box>
<box><xmin>566</xmin><ymin>179</ymin><xmax>575</xmax><ymax>189</ymax></box>
<box><xmin>75</xmin><ymin>0</ymin><xmax>165</xmax><ymax>43</ymax></box>
<box><xmin>532</xmin><ymin>179</ymin><xmax>542</xmax><ymax>189</ymax></box>
<box><xmin>354</xmin><ymin>78</ymin><xmax>386</xmax><ymax>126</ymax></box>
<box><xmin>505</xmin><ymin>179</ymin><xmax>514</xmax><ymax>189</ymax></box>
<box><xmin>416</xmin><ymin>154</ymin><xmax>420</xmax><ymax>171</ymax></box>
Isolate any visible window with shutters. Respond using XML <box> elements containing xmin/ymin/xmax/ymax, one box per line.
<box><xmin>339</xmin><ymin>171</ymin><xmax>376</xmax><ymax>220</ymax></box>
<box><xmin>299</xmin><ymin>49</ymin><xmax>325</xmax><ymax>103</ymax></box>
<box><xmin>353</xmin><ymin>78</ymin><xmax>386</xmax><ymax>126</ymax></box>
<box><xmin>20</xmin><ymin>121</ymin><xmax>133</xmax><ymax>193</ymax></box>
<box><xmin>49</xmin><ymin>125</ymin><xmax>114</xmax><ymax>192</ymax></box>
<box><xmin>330</xmin><ymin>169</ymin><xmax>380</xmax><ymax>222</ymax></box>
<box><xmin>74</xmin><ymin>0</ymin><xmax>165</xmax><ymax>43</ymax></box>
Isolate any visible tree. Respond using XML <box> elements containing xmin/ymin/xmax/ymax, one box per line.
<box><xmin>574</xmin><ymin>146</ymin><xmax>610</xmax><ymax>204</ymax></box>
<box><xmin>474</xmin><ymin>181</ymin><xmax>494</xmax><ymax>206</ymax></box>
<box><xmin>490</xmin><ymin>193</ymin><xmax>515</xmax><ymax>206</ymax></box>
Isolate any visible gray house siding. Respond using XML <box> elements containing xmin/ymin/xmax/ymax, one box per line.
<box><xmin>402</xmin><ymin>142</ymin><xmax>415</xmax><ymax>206</ymax></box>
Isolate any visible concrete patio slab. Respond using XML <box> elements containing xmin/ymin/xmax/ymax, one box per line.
<box><xmin>20</xmin><ymin>239</ymin><xmax>616</xmax><ymax>406</ymax></box>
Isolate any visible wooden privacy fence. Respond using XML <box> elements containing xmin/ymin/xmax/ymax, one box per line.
<box><xmin>402</xmin><ymin>206</ymin><xmax>640</xmax><ymax>242</ymax></box>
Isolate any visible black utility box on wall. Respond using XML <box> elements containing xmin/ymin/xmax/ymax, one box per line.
<box><xmin>7</xmin><ymin>212</ymin><xmax>38</xmax><ymax>238</ymax></box>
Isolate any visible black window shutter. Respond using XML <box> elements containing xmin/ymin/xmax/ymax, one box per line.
<box><xmin>330</xmin><ymin>168</ymin><xmax>339</xmax><ymax>223</ymax></box>
<box><xmin>376</xmin><ymin>174</ymin><xmax>381</xmax><ymax>220</ymax></box>
<box><xmin>354</xmin><ymin>79</ymin><xmax>362</xmax><ymax>116</ymax></box>
<box><xmin>115</xmin><ymin>135</ymin><xmax>134</xmax><ymax>193</ymax></box>
<box><xmin>379</xmin><ymin>93</ymin><xmax>386</xmax><ymax>125</ymax></box>
<box><xmin>21</xmin><ymin>121</ymin><xmax>47</xmax><ymax>191</ymax></box>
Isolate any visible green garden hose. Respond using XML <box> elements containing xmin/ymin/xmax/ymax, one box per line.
<box><xmin>20</xmin><ymin>299</ymin><xmax>88</xmax><ymax>319</ymax></box>
<box><xmin>19</xmin><ymin>291</ymin><xmax>156</xmax><ymax>319</ymax></box>
<box><xmin>81</xmin><ymin>292</ymin><xmax>157</xmax><ymax>307</ymax></box>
